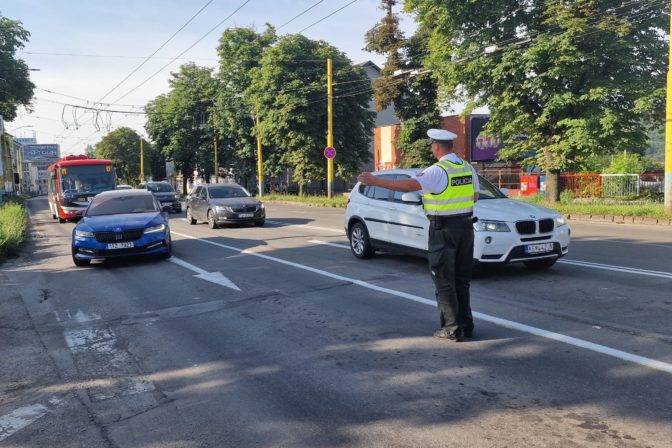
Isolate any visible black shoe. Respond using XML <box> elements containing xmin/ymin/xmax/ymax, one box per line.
<box><xmin>462</xmin><ymin>328</ymin><xmax>474</xmax><ymax>338</ymax></box>
<box><xmin>433</xmin><ymin>328</ymin><xmax>461</xmax><ymax>342</ymax></box>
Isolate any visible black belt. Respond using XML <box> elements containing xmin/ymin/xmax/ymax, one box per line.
<box><xmin>427</xmin><ymin>213</ymin><xmax>473</xmax><ymax>221</ymax></box>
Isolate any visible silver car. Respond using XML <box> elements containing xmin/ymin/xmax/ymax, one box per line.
<box><xmin>185</xmin><ymin>183</ymin><xmax>265</xmax><ymax>229</ymax></box>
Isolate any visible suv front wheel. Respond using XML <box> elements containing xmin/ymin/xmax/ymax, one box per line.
<box><xmin>349</xmin><ymin>221</ymin><xmax>375</xmax><ymax>259</ymax></box>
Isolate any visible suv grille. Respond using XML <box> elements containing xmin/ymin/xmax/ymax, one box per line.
<box><xmin>95</xmin><ymin>229</ymin><xmax>144</xmax><ymax>243</ymax></box>
<box><xmin>515</xmin><ymin>220</ymin><xmax>536</xmax><ymax>235</ymax></box>
<box><xmin>539</xmin><ymin>218</ymin><xmax>554</xmax><ymax>233</ymax></box>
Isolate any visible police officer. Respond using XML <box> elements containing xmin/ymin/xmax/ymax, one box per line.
<box><xmin>357</xmin><ymin>129</ymin><xmax>479</xmax><ymax>342</ymax></box>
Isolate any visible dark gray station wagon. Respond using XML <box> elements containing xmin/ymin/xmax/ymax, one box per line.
<box><xmin>185</xmin><ymin>183</ymin><xmax>265</xmax><ymax>229</ymax></box>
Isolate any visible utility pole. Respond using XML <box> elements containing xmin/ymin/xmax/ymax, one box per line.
<box><xmin>140</xmin><ymin>137</ymin><xmax>144</xmax><ymax>182</ymax></box>
<box><xmin>214</xmin><ymin>136</ymin><xmax>219</xmax><ymax>183</ymax></box>
<box><xmin>327</xmin><ymin>58</ymin><xmax>334</xmax><ymax>199</ymax></box>
<box><xmin>665</xmin><ymin>1</ymin><xmax>672</xmax><ymax>214</ymax></box>
<box><xmin>256</xmin><ymin>115</ymin><xmax>263</xmax><ymax>197</ymax></box>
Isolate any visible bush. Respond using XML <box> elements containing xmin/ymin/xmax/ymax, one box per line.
<box><xmin>559</xmin><ymin>190</ymin><xmax>574</xmax><ymax>205</ymax></box>
<box><xmin>0</xmin><ymin>202</ymin><xmax>27</xmax><ymax>260</ymax></box>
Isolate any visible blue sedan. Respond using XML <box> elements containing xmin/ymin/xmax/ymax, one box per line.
<box><xmin>71</xmin><ymin>190</ymin><xmax>172</xmax><ymax>266</ymax></box>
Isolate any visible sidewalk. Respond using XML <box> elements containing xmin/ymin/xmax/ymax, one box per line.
<box><xmin>567</xmin><ymin>214</ymin><xmax>672</xmax><ymax>226</ymax></box>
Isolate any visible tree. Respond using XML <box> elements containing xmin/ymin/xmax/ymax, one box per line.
<box><xmin>0</xmin><ymin>14</ymin><xmax>35</xmax><ymax>121</ymax></box>
<box><xmin>406</xmin><ymin>0</ymin><xmax>668</xmax><ymax>201</ymax></box>
<box><xmin>364</xmin><ymin>4</ymin><xmax>441</xmax><ymax>168</ymax></box>
<box><xmin>94</xmin><ymin>127</ymin><xmax>142</xmax><ymax>184</ymax></box>
<box><xmin>145</xmin><ymin>63</ymin><xmax>216</xmax><ymax>193</ymax></box>
<box><xmin>247</xmin><ymin>34</ymin><xmax>374</xmax><ymax>194</ymax></box>
<box><xmin>212</xmin><ymin>26</ymin><xmax>276</xmax><ymax>186</ymax></box>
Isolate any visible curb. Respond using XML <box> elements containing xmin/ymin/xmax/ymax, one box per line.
<box><xmin>567</xmin><ymin>214</ymin><xmax>672</xmax><ymax>226</ymax></box>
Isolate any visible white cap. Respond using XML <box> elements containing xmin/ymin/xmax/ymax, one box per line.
<box><xmin>427</xmin><ymin>129</ymin><xmax>458</xmax><ymax>143</ymax></box>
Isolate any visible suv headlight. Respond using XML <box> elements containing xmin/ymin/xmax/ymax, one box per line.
<box><xmin>144</xmin><ymin>224</ymin><xmax>166</xmax><ymax>234</ymax></box>
<box><xmin>259</xmin><ymin>203</ymin><xmax>265</xmax><ymax>209</ymax></box>
<box><xmin>555</xmin><ymin>214</ymin><xmax>567</xmax><ymax>227</ymax></box>
<box><xmin>75</xmin><ymin>229</ymin><xmax>94</xmax><ymax>238</ymax></box>
<box><xmin>215</xmin><ymin>205</ymin><xmax>233</xmax><ymax>213</ymax></box>
<box><xmin>474</xmin><ymin>220</ymin><xmax>510</xmax><ymax>232</ymax></box>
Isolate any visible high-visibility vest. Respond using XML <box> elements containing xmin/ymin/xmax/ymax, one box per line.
<box><xmin>423</xmin><ymin>159</ymin><xmax>475</xmax><ymax>216</ymax></box>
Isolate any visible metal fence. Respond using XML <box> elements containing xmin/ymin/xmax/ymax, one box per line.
<box><xmin>559</xmin><ymin>173</ymin><xmax>664</xmax><ymax>198</ymax></box>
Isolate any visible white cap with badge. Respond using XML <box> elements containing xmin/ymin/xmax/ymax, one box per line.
<box><xmin>427</xmin><ymin>129</ymin><xmax>458</xmax><ymax>144</ymax></box>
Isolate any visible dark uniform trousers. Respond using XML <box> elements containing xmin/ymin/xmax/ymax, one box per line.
<box><xmin>427</xmin><ymin>215</ymin><xmax>475</xmax><ymax>335</ymax></box>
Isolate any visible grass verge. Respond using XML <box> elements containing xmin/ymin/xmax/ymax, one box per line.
<box><xmin>263</xmin><ymin>192</ymin><xmax>670</xmax><ymax>220</ymax></box>
<box><xmin>0</xmin><ymin>198</ymin><xmax>28</xmax><ymax>261</ymax></box>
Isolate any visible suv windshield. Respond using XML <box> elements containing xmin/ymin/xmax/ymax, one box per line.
<box><xmin>146</xmin><ymin>183</ymin><xmax>175</xmax><ymax>193</ymax></box>
<box><xmin>477</xmin><ymin>176</ymin><xmax>507</xmax><ymax>199</ymax></box>
<box><xmin>208</xmin><ymin>185</ymin><xmax>251</xmax><ymax>199</ymax></box>
<box><xmin>86</xmin><ymin>195</ymin><xmax>158</xmax><ymax>216</ymax></box>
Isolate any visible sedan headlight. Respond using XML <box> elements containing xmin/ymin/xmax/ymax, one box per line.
<box><xmin>215</xmin><ymin>205</ymin><xmax>233</xmax><ymax>213</ymax></box>
<box><xmin>75</xmin><ymin>229</ymin><xmax>94</xmax><ymax>238</ymax></box>
<box><xmin>555</xmin><ymin>214</ymin><xmax>567</xmax><ymax>227</ymax></box>
<box><xmin>144</xmin><ymin>223</ymin><xmax>166</xmax><ymax>234</ymax></box>
<box><xmin>473</xmin><ymin>220</ymin><xmax>511</xmax><ymax>232</ymax></box>
<box><xmin>259</xmin><ymin>203</ymin><xmax>265</xmax><ymax>209</ymax></box>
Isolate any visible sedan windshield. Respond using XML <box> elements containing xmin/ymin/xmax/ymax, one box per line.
<box><xmin>86</xmin><ymin>195</ymin><xmax>158</xmax><ymax>216</ymax></box>
<box><xmin>146</xmin><ymin>183</ymin><xmax>175</xmax><ymax>193</ymax></box>
<box><xmin>208</xmin><ymin>185</ymin><xmax>251</xmax><ymax>199</ymax></box>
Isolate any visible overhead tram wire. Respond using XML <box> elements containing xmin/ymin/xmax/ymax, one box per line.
<box><xmin>95</xmin><ymin>0</ymin><xmax>216</xmax><ymax>105</ymax></box>
<box><xmin>276</xmin><ymin>0</ymin><xmax>326</xmax><ymax>30</ymax></box>
<box><xmin>298</xmin><ymin>0</ymin><xmax>360</xmax><ymax>33</ymax></box>
<box><xmin>58</xmin><ymin>0</ymin><xmax>216</xmax><ymax>146</ymax></box>
<box><xmin>110</xmin><ymin>0</ymin><xmax>253</xmax><ymax>105</ymax></box>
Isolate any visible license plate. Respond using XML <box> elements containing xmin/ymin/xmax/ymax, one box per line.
<box><xmin>107</xmin><ymin>242</ymin><xmax>134</xmax><ymax>250</ymax></box>
<box><xmin>525</xmin><ymin>243</ymin><xmax>554</xmax><ymax>254</ymax></box>
<box><xmin>238</xmin><ymin>213</ymin><xmax>254</xmax><ymax>218</ymax></box>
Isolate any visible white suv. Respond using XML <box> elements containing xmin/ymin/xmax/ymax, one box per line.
<box><xmin>344</xmin><ymin>168</ymin><xmax>571</xmax><ymax>270</ymax></box>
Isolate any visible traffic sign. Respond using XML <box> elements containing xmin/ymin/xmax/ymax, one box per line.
<box><xmin>324</xmin><ymin>146</ymin><xmax>336</xmax><ymax>159</ymax></box>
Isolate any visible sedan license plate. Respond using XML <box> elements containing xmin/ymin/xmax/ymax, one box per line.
<box><xmin>525</xmin><ymin>242</ymin><xmax>554</xmax><ymax>254</ymax></box>
<box><xmin>107</xmin><ymin>241</ymin><xmax>134</xmax><ymax>250</ymax></box>
<box><xmin>238</xmin><ymin>213</ymin><xmax>254</xmax><ymax>218</ymax></box>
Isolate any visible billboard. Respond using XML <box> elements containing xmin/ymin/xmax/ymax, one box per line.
<box><xmin>15</xmin><ymin>137</ymin><xmax>37</xmax><ymax>145</ymax></box>
<box><xmin>22</xmin><ymin>144</ymin><xmax>60</xmax><ymax>161</ymax></box>
<box><xmin>469</xmin><ymin>116</ymin><xmax>504</xmax><ymax>162</ymax></box>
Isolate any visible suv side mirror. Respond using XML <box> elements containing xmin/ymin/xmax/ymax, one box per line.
<box><xmin>401</xmin><ymin>192</ymin><xmax>422</xmax><ymax>204</ymax></box>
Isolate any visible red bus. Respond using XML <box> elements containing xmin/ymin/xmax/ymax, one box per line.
<box><xmin>47</xmin><ymin>155</ymin><xmax>116</xmax><ymax>223</ymax></box>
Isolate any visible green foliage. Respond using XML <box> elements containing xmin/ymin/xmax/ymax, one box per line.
<box><xmin>405</xmin><ymin>0</ymin><xmax>668</xmax><ymax>175</ymax></box>
<box><xmin>559</xmin><ymin>190</ymin><xmax>574</xmax><ymax>205</ymax></box>
<box><xmin>0</xmin><ymin>201</ymin><xmax>26</xmax><ymax>260</ymax></box>
<box><xmin>212</xmin><ymin>26</ymin><xmax>276</xmax><ymax>184</ymax></box>
<box><xmin>94</xmin><ymin>127</ymin><xmax>144</xmax><ymax>184</ymax></box>
<box><xmin>247</xmin><ymin>34</ymin><xmax>374</xmax><ymax>191</ymax></box>
<box><xmin>603</xmin><ymin>152</ymin><xmax>645</xmax><ymax>174</ymax></box>
<box><xmin>0</xmin><ymin>14</ymin><xmax>35</xmax><ymax>120</ymax></box>
<box><xmin>145</xmin><ymin>63</ymin><xmax>217</xmax><ymax>193</ymax></box>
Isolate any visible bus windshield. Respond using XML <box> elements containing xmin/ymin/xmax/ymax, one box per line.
<box><xmin>59</xmin><ymin>164</ymin><xmax>116</xmax><ymax>194</ymax></box>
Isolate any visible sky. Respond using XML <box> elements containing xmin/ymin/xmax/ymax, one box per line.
<box><xmin>2</xmin><ymin>0</ymin><xmax>417</xmax><ymax>156</ymax></box>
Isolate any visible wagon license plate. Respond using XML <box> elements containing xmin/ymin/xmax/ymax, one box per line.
<box><xmin>238</xmin><ymin>213</ymin><xmax>254</xmax><ymax>218</ymax></box>
<box><xmin>107</xmin><ymin>242</ymin><xmax>134</xmax><ymax>250</ymax></box>
<box><xmin>525</xmin><ymin>243</ymin><xmax>554</xmax><ymax>254</ymax></box>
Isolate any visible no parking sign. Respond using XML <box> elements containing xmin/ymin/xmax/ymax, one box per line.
<box><xmin>324</xmin><ymin>147</ymin><xmax>336</xmax><ymax>159</ymax></box>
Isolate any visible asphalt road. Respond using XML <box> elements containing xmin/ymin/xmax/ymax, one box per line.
<box><xmin>1</xmin><ymin>197</ymin><xmax>671</xmax><ymax>447</ymax></box>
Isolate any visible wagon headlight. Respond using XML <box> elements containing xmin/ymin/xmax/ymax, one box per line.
<box><xmin>555</xmin><ymin>215</ymin><xmax>567</xmax><ymax>227</ymax></box>
<box><xmin>473</xmin><ymin>220</ymin><xmax>510</xmax><ymax>232</ymax></box>
<box><xmin>215</xmin><ymin>205</ymin><xmax>233</xmax><ymax>213</ymax></box>
<box><xmin>75</xmin><ymin>230</ymin><xmax>94</xmax><ymax>238</ymax></box>
<box><xmin>144</xmin><ymin>224</ymin><xmax>166</xmax><ymax>234</ymax></box>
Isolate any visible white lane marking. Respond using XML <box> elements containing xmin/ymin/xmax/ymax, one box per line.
<box><xmin>0</xmin><ymin>398</ymin><xmax>62</xmax><ymax>442</ymax></box>
<box><xmin>311</xmin><ymin>239</ymin><xmax>672</xmax><ymax>280</ymax></box>
<box><xmin>172</xmin><ymin>231</ymin><xmax>672</xmax><ymax>375</ymax></box>
<box><xmin>170</xmin><ymin>256</ymin><xmax>241</xmax><ymax>291</ymax></box>
<box><xmin>266</xmin><ymin>220</ymin><xmax>344</xmax><ymax>234</ymax></box>
<box><xmin>559</xmin><ymin>259</ymin><xmax>672</xmax><ymax>280</ymax></box>
<box><xmin>309</xmin><ymin>239</ymin><xmax>349</xmax><ymax>249</ymax></box>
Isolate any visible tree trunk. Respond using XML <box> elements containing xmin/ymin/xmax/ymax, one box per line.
<box><xmin>545</xmin><ymin>171</ymin><xmax>560</xmax><ymax>203</ymax></box>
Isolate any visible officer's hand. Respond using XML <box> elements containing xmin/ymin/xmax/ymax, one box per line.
<box><xmin>357</xmin><ymin>172</ymin><xmax>376</xmax><ymax>185</ymax></box>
